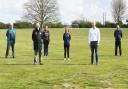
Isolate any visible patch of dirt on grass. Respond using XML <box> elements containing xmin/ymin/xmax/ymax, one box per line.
<box><xmin>53</xmin><ymin>83</ymin><xmax>84</xmax><ymax>89</ymax></box>
<box><xmin>100</xmin><ymin>88</ymin><xmax>114</xmax><ymax>89</ymax></box>
<box><xmin>100</xmin><ymin>80</ymin><xmax>112</xmax><ymax>85</ymax></box>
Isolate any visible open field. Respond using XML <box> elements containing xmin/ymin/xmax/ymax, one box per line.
<box><xmin>0</xmin><ymin>28</ymin><xmax>128</xmax><ymax>89</ymax></box>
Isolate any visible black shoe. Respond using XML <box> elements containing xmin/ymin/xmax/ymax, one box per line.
<box><xmin>40</xmin><ymin>63</ymin><xmax>43</xmax><ymax>65</ymax></box>
<box><xmin>91</xmin><ymin>63</ymin><xmax>94</xmax><ymax>65</ymax></box>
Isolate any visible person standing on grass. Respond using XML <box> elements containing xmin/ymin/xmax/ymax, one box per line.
<box><xmin>5</xmin><ymin>23</ymin><xmax>16</xmax><ymax>59</ymax></box>
<box><xmin>114</xmin><ymin>25</ymin><xmax>122</xmax><ymax>56</ymax></box>
<box><xmin>63</xmin><ymin>28</ymin><xmax>71</xmax><ymax>61</ymax></box>
<box><xmin>32</xmin><ymin>22</ymin><xmax>43</xmax><ymax>65</ymax></box>
<box><xmin>88</xmin><ymin>21</ymin><xmax>100</xmax><ymax>65</ymax></box>
<box><xmin>42</xmin><ymin>25</ymin><xmax>50</xmax><ymax>56</ymax></box>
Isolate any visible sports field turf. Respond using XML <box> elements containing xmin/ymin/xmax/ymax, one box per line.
<box><xmin>0</xmin><ymin>28</ymin><xmax>128</xmax><ymax>89</ymax></box>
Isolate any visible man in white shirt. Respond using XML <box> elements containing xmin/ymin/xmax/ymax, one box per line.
<box><xmin>88</xmin><ymin>22</ymin><xmax>100</xmax><ymax>65</ymax></box>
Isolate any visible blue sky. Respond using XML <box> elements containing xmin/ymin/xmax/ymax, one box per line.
<box><xmin>0</xmin><ymin>0</ymin><xmax>127</xmax><ymax>24</ymax></box>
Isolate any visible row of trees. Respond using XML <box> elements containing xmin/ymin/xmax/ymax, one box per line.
<box><xmin>0</xmin><ymin>21</ymin><xmax>33</xmax><ymax>29</ymax></box>
<box><xmin>0</xmin><ymin>21</ymin><xmax>64</xmax><ymax>29</ymax></box>
<box><xmin>71</xmin><ymin>20</ymin><xmax>128</xmax><ymax>28</ymax></box>
<box><xmin>1</xmin><ymin>20</ymin><xmax>128</xmax><ymax>29</ymax></box>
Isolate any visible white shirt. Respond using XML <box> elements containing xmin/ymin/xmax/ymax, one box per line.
<box><xmin>88</xmin><ymin>27</ymin><xmax>100</xmax><ymax>45</ymax></box>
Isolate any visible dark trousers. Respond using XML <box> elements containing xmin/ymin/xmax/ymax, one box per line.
<box><xmin>90</xmin><ymin>41</ymin><xmax>98</xmax><ymax>64</ymax></box>
<box><xmin>44</xmin><ymin>41</ymin><xmax>49</xmax><ymax>56</ymax></box>
<box><xmin>6</xmin><ymin>41</ymin><xmax>15</xmax><ymax>58</ymax></box>
<box><xmin>115</xmin><ymin>41</ymin><xmax>122</xmax><ymax>56</ymax></box>
<box><xmin>34</xmin><ymin>50</ymin><xmax>42</xmax><ymax>64</ymax></box>
<box><xmin>64</xmin><ymin>44</ymin><xmax>70</xmax><ymax>58</ymax></box>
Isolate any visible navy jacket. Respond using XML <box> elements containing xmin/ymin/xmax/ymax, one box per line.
<box><xmin>63</xmin><ymin>32</ymin><xmax>71</xmax><ymax>45</ymax></box>
<box><xmin>114</xmin><ymin>29</ymin><xmax>122</xmax><ymax>41</ymax></box>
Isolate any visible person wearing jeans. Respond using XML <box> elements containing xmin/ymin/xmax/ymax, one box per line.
<box><xmin>63</xmin><ymin>28</ymin><xmax>71</xmax><ymax>61</ymax></box>
<box><xmin>88</xmin><ymin>22</ymin><xmax>100</xmax><ymax>65</ymax></box>
<box><xmin>32</xmin><ymin>22</ymin><xmax>43</xmax><ymax>65</ymax></box>
<box><xmin>42</xmin><ymin>26</ymin><xmax>50</xmax><ymax>56</ymax></box>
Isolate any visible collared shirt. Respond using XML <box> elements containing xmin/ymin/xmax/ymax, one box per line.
<box><xmin>88</xmin><ymin>27</ymin><xmax>100</xmax><ymax>45</ymax></box>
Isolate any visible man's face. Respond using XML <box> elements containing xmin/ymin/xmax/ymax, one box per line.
<box><xmin>45</xmin><ymin>26</ymin><xmax>48</xmax><ymax>30</ymax></box>
<box><xmin>65</xmin><ymin>28</ymin><xmax>68</xmax><ymax>33</ymax></box>
<box><xmin>117</xmin><ymin>25</ymin><xmax>120</xmax><ymax>30</ymax></box>
<box><xmin>92</xmin><ymin>22</ymin><xmax>96</xmax><ymax>28</ymax></box>
<box><xmin>36</xmin><ymin>23</ymin><xmax>40</xmax><ymax>29</ymax></box>
<box><xmin>9</xmin><ymin>23</ymin><xmax>13</xmax><ymax>29</ymax></box>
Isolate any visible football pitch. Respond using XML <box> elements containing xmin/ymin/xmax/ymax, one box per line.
<box><xmin>0</xmin><ymin>28</ymin><xmax>128</xmax><ymax>89</ymax></box>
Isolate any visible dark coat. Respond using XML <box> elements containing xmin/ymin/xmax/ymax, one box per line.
<box><xmin>42</xmin><ymin>30</ymin><xmax>50</xmax><ymax>44</ymax></box>
<box><xmin>32</xmin><ymin>28</ymin><xmax>43</xmax><ymax>51</ymax></box>
<box><xmin>114</xmin><ymin>29</ymin><xmax>122</xmax><ymax>41</ymax></box>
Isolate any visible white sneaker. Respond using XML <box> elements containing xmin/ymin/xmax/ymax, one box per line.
<box><xmin>64</xmin><ymin>58</ymin><xmax>66</xmax><ymax>61</ymax></box>
<box><xmin>68</xmin><ymin>58</ymin><xmax>70</xmax><ymax>60</ymax></box>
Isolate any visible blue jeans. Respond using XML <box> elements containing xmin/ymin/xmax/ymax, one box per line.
<box><xmin>44</xmin><ymin>42</ymin><xmax>49</xmax><ymax>56</ymax></box>
<box><xmin>90</xmin><ymin>41</ymin><xmax>98</xmax><ymax>64</ymax></box>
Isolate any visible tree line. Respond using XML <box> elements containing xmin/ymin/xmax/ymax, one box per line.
<box><xmin>0</xmin><ymin>20</ymin><xmax>128</xmax><ymax>29</ymax></box>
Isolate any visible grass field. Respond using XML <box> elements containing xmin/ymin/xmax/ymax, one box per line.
<box><xmin>0</xmin><ymin>28</ymin><xmax>128</xmax><ymax>89</ymax></box>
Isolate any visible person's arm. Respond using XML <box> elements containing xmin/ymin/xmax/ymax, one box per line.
<box><xmin>48</xmin><ymin>31</ymin><xmax>50</xmax><ymax>41</ymax></box>
<box><xmin>88</xmin><ymin>29</ymin><xmax>91</xmax><ymax>45</ymax></box>
<box><xmin>121</xmin><ymin>30</ymin><xmax>123</xmax><ymax>38</ymax></box>
<box><xmin>32</xmin><ymin>30</ymin><xmax>34</xmax><ymax>41</ymax></box>
<box><xmin>6</xmin><ymin>29</ymin><xmax>9</xmax><ymax>40</ymax></box>
<box><xmin>6</xmin><ymin>29</ymin><xmax>8</xmax><ymax>37</ymax></box>
<box><xmin>63</xmin><ymin>33</ymin><xmax>65</xmax><ymax>40</ymax></box>
<box><xmin>114</xmin><ymin>30</ymin><xmax>116</xmax><ymax>38</ymax></box>
<box><xmin>97</xmin><ymin>29</ymin><xmax>100</xmax><ymax>45</ymax></box>
<box><xmin>69</xmin><ymin>33</ymin><xmax>71</xmax><ymax>40</ymax></box>
<box><xmin>14</xmin><ymin>30</ymin><xmax>16</xmax><ymax>43</ymax></box>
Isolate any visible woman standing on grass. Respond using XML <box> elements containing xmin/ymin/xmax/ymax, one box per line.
<box><xmin>63</xmin><ymin>27</ymin><xmax>71</xmax><ymax>61</ymax></box>
<box><xmin>42</xmin><ymin>25</ymin><xmax>50</xmax><ymax>56</ymax></box>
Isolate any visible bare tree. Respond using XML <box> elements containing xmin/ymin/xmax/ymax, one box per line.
<box><xmin>24</xmin><ymin>0</ymin><xmax>58</xmax><ymax>28</ymax></box>
<box><xmin>111</xmin><ymin>0</ymin><xmax>127</xmax><ymax>25</ymax></box>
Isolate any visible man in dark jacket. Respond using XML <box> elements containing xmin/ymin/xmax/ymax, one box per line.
<box><xmin>63</xmin><ymin>27</ymin><xmax>71</xmax><ymax>61</ymax></box>
<box><xmin>32</xmin><ymin>22</ymin><xmax>43</xmax><ymax>65</ymax></box>
<box><xmin>42</xmin><ymin>26</ymin><xmax>50</xmax><ymax>56</ymax></box>
<box><xmin>114</xmin><ymin>25</ymin><xmax>123</xmax><ymax>56</ymax></box>
<box><xmin>5</xmin><ymin>23</ymin><xmax>16</xmax><ymax>58</ymax></box>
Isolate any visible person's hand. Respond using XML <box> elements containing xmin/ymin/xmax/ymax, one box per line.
<box><xmin>89</xmin><ymin>44</ymin><xmax>91</xmax><ymax>48</ymax></box>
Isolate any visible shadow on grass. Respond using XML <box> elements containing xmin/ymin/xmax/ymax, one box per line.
<box><xmin>99</xmin><ymin>55</ymin><xmax>115</xmax><ymax>57</ymax></box>
<box><xmin>1</xmin><ymin>64</ymin><xmax>35</xmax><ymax>66</ymax></box>
<box><xmin>54</xmin><ymin>63</ymin><xmax>91</xmax><ymax>66</ymax></box>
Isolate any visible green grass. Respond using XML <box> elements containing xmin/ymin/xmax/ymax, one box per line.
<box><xmin>0</xmin><ymin>28</ymin><xmax>128</xmax><ymax>89</ymax></box>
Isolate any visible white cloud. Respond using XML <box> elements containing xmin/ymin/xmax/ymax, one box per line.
<box><xmin>58</xmin><ymin>0</ymin><xmax>84</xmax><ymax>24</ymax></box>
<box><xmin>0</xmin><ymin>0</ymin><xmax>28</xmax><ymax>23</ymax></box>
<box><xmin>0</xmin><ymin>0</ymin><xmax>127</xmax><ymax>23</ymax></box>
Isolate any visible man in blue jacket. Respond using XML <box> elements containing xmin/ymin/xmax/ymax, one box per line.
<box><xmin>114</xmin><ymin>25</ymin><xmax>122</xmax><ymax>56</ymax></box>
<box><xmin>5</xmin><ymin>23</ymin><xmax>16</xmax><ymax>58</ymax></box>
